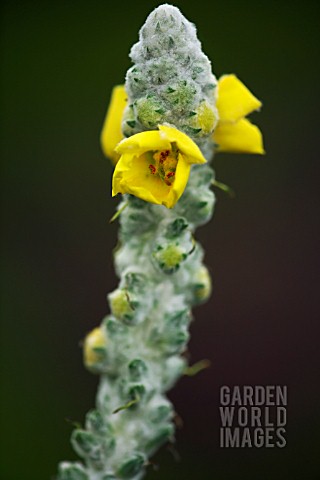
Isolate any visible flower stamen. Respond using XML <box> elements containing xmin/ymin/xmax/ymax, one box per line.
<box><xmin>152</xmin><ymin>148</ymin><xmax>179</xmax><ymax>186</ymax></box>
<box><xmin>165</xmin><ymin>171</ymin><xmax>175</xmax><ymax>186</ymax></box>
<box><xmin>159</xmin><ymin>150</ymin><xmax>170</xmax><ymax>164</ymax></box>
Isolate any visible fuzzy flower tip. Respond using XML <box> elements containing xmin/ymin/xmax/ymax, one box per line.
<box><xmin>112</xmin><ymin>125</ymin><xmax>206</xmax><ymax>208</ymax></box>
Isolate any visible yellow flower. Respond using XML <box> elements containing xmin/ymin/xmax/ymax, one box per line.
<box><xmin>112</xmin><ymin>125</ymin><xmax>206</xmax><ymax>208</ymax></box>
<box><xmin>100</xmin><ymin>85</ymin><xmax>127</xmax><ymax>164</ymax></box>
<box><xmin>100</xmin><ymin>76</ymin><xmax>264</xmax><ymax>207</ymax></box>
<box><xmin>213</xmin><ymin>74</ymin><xmax>265</xmax><ymax>154</ymax></box>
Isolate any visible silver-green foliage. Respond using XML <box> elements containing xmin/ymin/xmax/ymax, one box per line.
<box><xmin>123</xmin><ymin>4</ymin><xmax>218</xmax><ymax>159</ymax></box>
<box><xmin>57</xmin><ymin>5</ymin><xmax>217</xmax><ymax>480</ymax></box>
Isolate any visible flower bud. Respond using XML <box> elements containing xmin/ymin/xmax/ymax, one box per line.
<box><xmin>116</xmin><ymin>453</ymin><xmax>145</xmax><ymax>479</ymax></box>
<box><xmin>71</xmin><ymin>430</ymin><xmax>103</xmax><ymax>468</ymax></box>
<box><xmin>57</xmin><ymin>462</ymin><xmax>88</xmax><ymax>480</ymax></box>
<box><xmin>192</xmin><ymin>265</ymin><xmax>212</xmax><ymax>304</ymax></box>
<box><xmin>108</xmin><ymin>289</ymin><xmax>139</xmax><ymax>325</ymax></box>
<box><xmin>104</xmin><ymin>316</ymin><xmax>128</xmax><ymax>337</ymax></box>
<box><xmin>135</xmin><ymin>96</ymin><xmax>165</xmax><ymax>129</ymax></box>
<box><xmin>176</xmin><ymin>164</ymin><xmax>215</xmax><ymax>226</ymax></box>
<box><xmin>149</xmin><ymin>403</ymin><xmax>173</xmax><ymax>424</ymax></box>
<box><xmin>153</xmin><ymin>243</ymin><xmax>186</xmax><ymax>274</ymax></box>
<box><xmin>128</xmin><ymin>359</ymin><xmax>148</xmax><ymax>381</ymax></box>
<box><xmin>145</xmin><ymin>423</ymin><xmax>174</xmax><ymax>454</ymax></box>
<box><xmin>123</xmin><ymin>271</ymin><xmax>147</xmax><ymax>294</ymax></box>
<box><xmin>83</xmin><ymin>327</ymin><xmax>107</xmax><ymax>371</ymax></box>
<box><xmin>191</xmin><ymin>100</ymin><xmax>218</xmax><ymax>135</ymax></box>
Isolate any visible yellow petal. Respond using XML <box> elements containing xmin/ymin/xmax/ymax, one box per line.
<box><xmin>166</xmin><ymin>153</ymin><xmax>191</xmax><ymax>208</ymax></box>
<box><xmin>115</xmin><ymin>130</ymin><xmax>171</xmax><ymax>156</ymax></box>
<box><xmin>112</xmin><ymin>152</ymin><xmax>171</xmax><ymax>205</ymax></box>
<box><xmin>213</xmin><ymin>118</ymin><xmax>265</xmax><ymax>154</ymax></box>
<box><xmin>217</xmin><ymin>74</ymin><xmax>262</xmax><ymax>123</ymax></box>
<box><xmin>112</xmin><ymin>153</ymin><xmax>135</xmax><ymax>195</ymax></box>
<box><xmin>159</xmin><ymin>125</ymin><xmax>206</xmax><ymax>165</ymax></box>
<box><xmin>100</xmin><ymin>85</ymin><xmax>127</xmax><ymax>164</ymax></box>
<box><xmin>112</xmin><ymin>151</ymin><xmax>191</xmax><ymax>208</ymax></box>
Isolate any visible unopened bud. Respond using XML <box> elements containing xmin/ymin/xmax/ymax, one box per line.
<box><xmin>83</xmin><ymin>327</ymin><xmax>107</xmax><ymax>370</ymax></box>
<box><xmin>145</xmin><ymin>423</ymin><xmax>174</xmax><ymax>454</ymax></box>
<box><xmin>57</xmin><ymin>462</ymin><xmax>88</xmax><ymax>480</ymax></box>
<box><xmin>128</xmin><ymin>358</ymin><xmax>148</xmax><ymax>381</ymax></box>
<box><xmin>116</xmin><ymin>453</ymin><xmax>145</xmax><ymax>479</ymax></box>
<box><xmin>108</xmin><ymin>289</ymin><xmax>139</xmax><ymax>325</ymax></box>
<box><xmin>153</xmin><ymin>243</ymin><xmax>186</xmax><ymax>274</ymax></box>
<box><xmin>192</xmin><ymin>265</ymin><xmax>212</xmax><ymax>303</ymax></box>
<box><xmin>71</xmin><ymin>430</ymin><xmax>103</xmax><ymax>467</ymax></box>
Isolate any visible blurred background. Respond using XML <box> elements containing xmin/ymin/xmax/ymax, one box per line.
<box><xmin>1</xmin><ymin>0</ymin><xmax>319</xmax><ymax>478</ymax></box>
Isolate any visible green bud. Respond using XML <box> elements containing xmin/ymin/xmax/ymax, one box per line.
<box><xmin>128</xmin><ymin>383</ymin><xmax>146</xmax><ymax>401</ymax></box>
<box><xmin>192</xmin><ymin>265</ymin><xmax>212</xmax><ymax>304</ymax></box>
<box><xmin>191</xmin><ymin>100</ymin><xmax>217</xmax><ymax>135</ymax></box>
<box><xmin>153</xmin><ymin>243</ymin><xmax>185</xmax><ymax>274</ymax></box>
<box><xmin>165</xmin><ymin>330</ymin><xmax>190</xmax><ymax>354</ymax></box>
<box><xmin>165</xmin><ymin>217</ymin><xmax>189</xmax><ymax>238</ymax></box>
<box><xmin>168</xmin><ymin>308</ymin><xmax>191</xmax><ymax>328</ymax></box>
<box><xmin>161</xmin><ymin>310</ymin><xmax>191</xmax><ymax>354</ymax></box>
<box><xmin>85</xmin><ymin>410</ymin><xmax>105</xmax><ymax>434</ymax></box>
<box><xmin>57</xmin><ymin>462</ymin><xmax>88</xmax><ymax>480</ymax></box>
<box><xmin>108</xmin><ymin>289</ymin><xmax>139</xmax><ymax>325</ymax></box>
<box><xmin>85</xmin><ymin>410</ymin><xmax>114</xmax><ymax>446</ymax></box>
<box><xmin>71</xmin><ymin>430</ymin><xmax>102</xmax><ymax>465</ymax></box>
<box><xmin>116</xmin><ymin>453</ymin><xmax>145</xmax><ymax>479</ymax></box>
<box><xmin>166</xmin><ymin>80</ymin><xmax>197</xmax><ymax>109</ymax></box>
<box><xmin>135</xmin><ymin>97</ymin><xmax>165</xmax><ymax>129</ymax></box>
<box><xmin>149</xmin><ymin>404</ymin><xmax>173</xmax><ymax>424</ymax></box>
<box><xmin>119</xmin><ymin>197</ymin><xmax>161</xmax><ymax>237</ymax></box>
<box><xmin>124</xmin><ymin>272</ymin><xmax>146</xmax><ymax>294</ymax></box>
<box><xmin>128</xmin><ymin>359</ymin><xmax>148</xmax><ymax>381</ymax></box>
<box><xmin>152</xmin><ymin>218</ymin><xmax>195</xmax><ymax>273</ymax></box>
<box><xmin>105</xmin><ymin>317</ymin><xmax>128</xmax><ymax>337</ymax></box>
<box><xmin>145</xmin><ymin>424</ymin><xmax>174</xmax><ymax>453</ymax></box>
<box><xmin>176</xmin><ymin>166</ymin><xmax>215</xmax><ymax>226</ymax></box>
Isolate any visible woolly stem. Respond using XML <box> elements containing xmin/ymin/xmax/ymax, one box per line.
<box><xmin>57</xmin><ymin>5</ymin><xmax>217</xmax><ymax>479</ymax></box>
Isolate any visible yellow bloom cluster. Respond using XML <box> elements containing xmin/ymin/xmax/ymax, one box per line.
<box><xmin>101</xmin><ymin>75</ymin><xmax>264</xmax><ymax>208</ymax></box>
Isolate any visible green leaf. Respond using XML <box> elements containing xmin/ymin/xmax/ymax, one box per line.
<box><xmin>166</xmin><ymin>218</ymin><xmax>189</xmax><ymax>238</ymax></box>
<box><xmin>117</xmin><ymin>454</ymin><xmax>145</xmax><ymax>479</ymax></box>
<box><xmin>126</xmin><ymin>120</ymin><xmax>136</xmax><ymax>128</ymax></box>
<box><xmin>128</xmin><ymin>359</ymin><xmax>148</xmax><ymax>380</ymax></box>
<box><xmin>57</xmin><ymin>463</ymin><xmax>88</xmax><ymax>480</ymax></box>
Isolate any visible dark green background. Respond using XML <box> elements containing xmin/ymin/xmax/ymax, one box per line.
<box><xmin>1</xmin><ymin>1</ymin><xmax>319</xmax><ymax>479</ymax></box>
